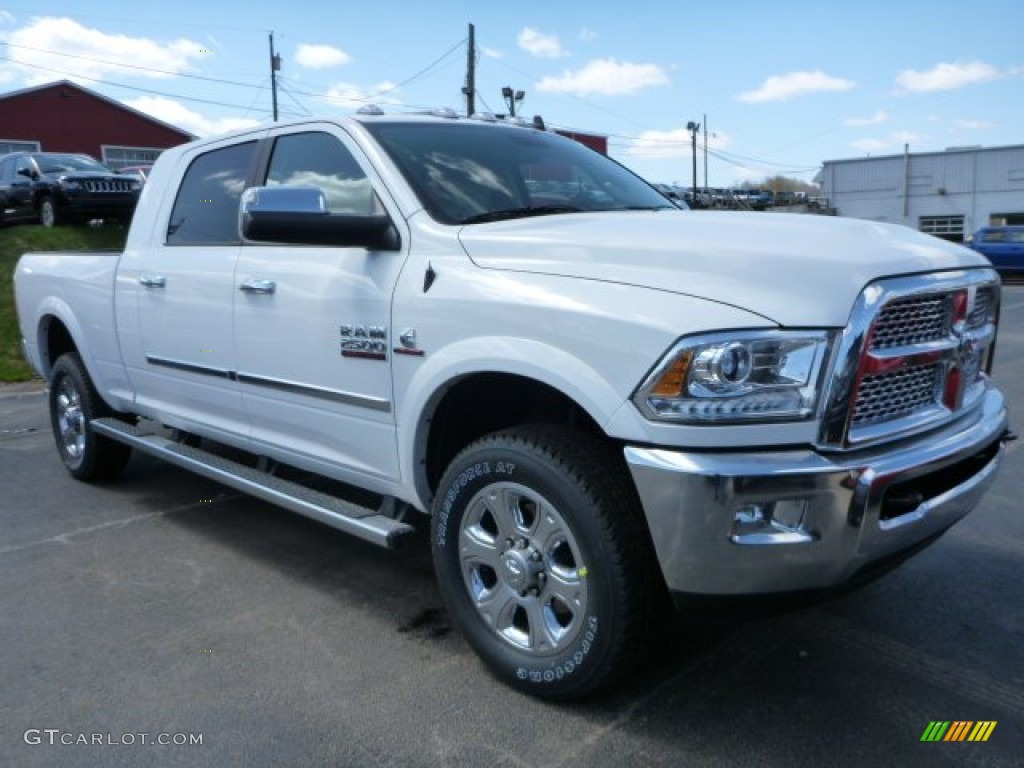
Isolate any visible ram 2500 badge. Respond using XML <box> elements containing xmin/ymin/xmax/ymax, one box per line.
<box><xmin>15</xmin><ymin>110</ymin><xmax>1011</xmax><ymax>699</ymax></box>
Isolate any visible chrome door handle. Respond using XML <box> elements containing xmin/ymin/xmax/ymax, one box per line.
<box><xmin>139</xmin><ymin>275</ymin><xmax>166</xmax><ymax>288</ymax></box>
<box><xmin>239</xmin><ymin>279</ymin><xmax>276</xmax><ymax>294</ymax></box>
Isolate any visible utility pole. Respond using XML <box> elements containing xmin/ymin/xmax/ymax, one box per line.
<box><xmin>269</xmin><ymin>32</ymin><xmax>281</xmax><ymax>122</ymax></box>
<box><xmin>463</xmin><ymin>23</ymin><xmax>475</xmax><ymax>117</ymax></box>
<box><xmin>686</xmin><ymin>120</ymin><xmax>700</xmax><ymax>202</ymax></box>
<box><xmin>702</xmin><ymin>113</ymin><xmax>708</xmax><ymax>195</ymax></box>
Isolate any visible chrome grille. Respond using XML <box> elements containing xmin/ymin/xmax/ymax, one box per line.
<box><xmin>821</xmin><ymin>271</ymin><xmax>1002</xmax><ymax>449</ymax></box>
<box><xmin>851</xmin><ymin>364</ymin><xmax>940</xmax><ymax>425</ymax></box>
<box><xmin>869</xmin><ymin>294</ymin><xmax>950</xmax><ymax>349</ymax></box>
<box><xmin>968</xmin><ymin>286</ymin><xmax>996</xmax><ymax>329</ymax></box>
<box><xmin>84</xmin><ymin>179</ymin><xmax>134</xmax><ymax>193</ymax></box>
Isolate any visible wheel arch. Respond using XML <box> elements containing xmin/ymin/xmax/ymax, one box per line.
<box><xmin>399</xmin><ymin>339</ymin><xmax>629</xmax><ymax>510</ymax></box>
<box><xmin>35</xmin><ymin>303</ymin><xmax>85</xmax><ymax>380</ymax></box>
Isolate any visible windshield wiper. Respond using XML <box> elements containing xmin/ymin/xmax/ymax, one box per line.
<box><xmin>459</xmin><ymin>204</ymin><xmax>582</xmax><ymax>225</ymax></box>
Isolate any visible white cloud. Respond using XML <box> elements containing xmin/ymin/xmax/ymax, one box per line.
<box><xmin>890</xmin><ymin>131</ymin><xmax>922</xmax><ymax>144</ymax></box>
<box><xmin>517</xmin><ymin>27</ymin><xmax>567</xmax><ymax>59</ymax></box>
<box><xmin>1</xmin><ymin>17</ymin><xmax>204</xmax><ymax>86</ymax></box>
<box><xmin>537</xmin><ymin>58</ymin><xmax>669</xmax><ymax>96</ymax></box>
<box><xmin>481</xmin><ymin>46</ymin><xmax>503</xmax><ymax>60</ymax></box>
<box><xmin>845</xmin><ymin>110</ymin><xmax>888</xmax><ymax>127</ymax></box>
<box><xmin>578</xmin><ymin>27</ymin><xmax>598</xmax><ymax>43</ymax></box>
<box><xmin>626</xmin><ymin>127</ymin><xmax>730</xmax><ymax>159</ymax></box>
<box><xmin>294</xmin><ymin>43</ymin><xmax>350</xmax><ymax>70</ymax></box>
<box><xmin>324</xmin><ymin>81</ymin><xmax>401</xmax><ymax>108</ymax></box>
<box><xmin>0</xmin><ymin>10</ymin><xmax>16</xmax><ymax>25</ymax></box>
<box><xmin>955</xmin><ymin>119</ymin><xmax>992</xmax><ymax>129</ymax></box>
<box><xmin>895</xmin><ymin>60</ymin><xmax>999</xmax><ymax>92</ymax></box>
<box><xmin>851</xmin><ymin>138</ymin><xmax>888</xmax><ymax>153</ymax></box>
<box><xmin>737</xmin><ymin>70</ymin><xmax>855</xmax><ymax>103</ymax></box>
<box><xmin>124</xmin><ymin>96</ymin><xmax>261</xmax><ymax>138</ymax></box>
<box><xmin>849</xmin><ymin>131</ymin><xmax>923</xmax><ymax>154</ymax></box>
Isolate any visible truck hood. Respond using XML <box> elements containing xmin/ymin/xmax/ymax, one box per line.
<box><xmin>458</xmin><ymin>211</ymin><xmax>990</xmax><ymax>326</ymax></box>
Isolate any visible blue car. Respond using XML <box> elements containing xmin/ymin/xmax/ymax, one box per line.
<box><xmin>971</xmin><ymin>226</ymin><xmax>1024</xmax><ymax>277</ymax></box>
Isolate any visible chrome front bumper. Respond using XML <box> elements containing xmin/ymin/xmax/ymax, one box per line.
<box><xmin>624</xmin><ymin>389</ymin><xmax>1009</xmax><ymax>597</ymax></box>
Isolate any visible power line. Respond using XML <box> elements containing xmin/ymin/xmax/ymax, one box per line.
<box><xmin>0</xmin><ymin>41</ymin><xmax>266</xmax><ymax>89</ymax></box>
<box><xmin>0</xmin><ymin>55</ymin><xmax>303</xmax><ymax>116</ymax></box>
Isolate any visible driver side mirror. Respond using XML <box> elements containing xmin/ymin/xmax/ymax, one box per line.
<box><xmin>17</xmin><ymin>167</ymin><xmax>37</xmax><ymax>180</ymax></box>
<box><xmin>239</xmin><ymin>185</ymin><xmax>400</xmax><ymax>250</ymax></box>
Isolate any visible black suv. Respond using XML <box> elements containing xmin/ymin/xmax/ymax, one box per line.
<box><xmin>0</xmin><ymin>152</ymin><xmax>141</xmax><ymax>227</ymax></box>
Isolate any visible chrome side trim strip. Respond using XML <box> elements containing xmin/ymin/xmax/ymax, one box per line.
<box><xmin>146</xmin><ymin>355</ymin><xmax>235</xmax><ymax>380</ymax></box>
<box><xmin>236</xmin><ymin>372</ymin><xmax>392</xmax><ymax>412</ymax></box>
<box><xmin>144</xmin><ymin>356</ymin><xmax>392</xmax><ymax>413</ymax></box>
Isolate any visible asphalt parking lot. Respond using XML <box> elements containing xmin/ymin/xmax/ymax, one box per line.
<box><xmin>2</xmin><ymin>289</ymin><xmax>1023</xmax><ymax>768</ymax></box>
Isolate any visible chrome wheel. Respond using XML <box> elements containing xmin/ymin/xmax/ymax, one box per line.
<box><xmin>55</xmin><ymin>377</ymin><xmax>86</xmax><ymax>461</ymax></box>
<box><xmin>459</xmin><ymin>481</ymin><xmax>588</xmax><ymax>656</ymax></box>
<box><xmin>39</xmin><ymin>198</ymin><xmax>56</xmax><ymax>228</ymax></box>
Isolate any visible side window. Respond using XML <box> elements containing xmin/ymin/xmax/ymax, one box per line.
<box><xmin>981</xmin><ymin>231</ymin><xmax>1005</xmax><ymax>243</ymax></box>
<box><xmin>265</xmin><ymin>132</ymin><xmax>377</xmax><ymax>215</ymax></box>
<box><xmin>0</xmin><ymin>157</ymin><xmax>12</xmax><ymax>181</ymax></box>
<box><xmin>15</xmin><ymin>157</ymin><xmax>34</xmax><ymax>178</ymax></box>
<box><xmin>167</xmin><ymin>141</ymin><xmax>256</xmax><ymax>245</ymax></box>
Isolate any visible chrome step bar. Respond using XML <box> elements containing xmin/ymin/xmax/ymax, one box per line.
<box><xmin>92</xmin><ymin>418</ymin><xmax>415</xmax><ymax>548</ymax></box>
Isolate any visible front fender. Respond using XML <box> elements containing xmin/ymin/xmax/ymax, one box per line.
<box><xmin>395</xmin><ymin>336</ymin><xmax>623</xmax><ymax>508</ymax></box>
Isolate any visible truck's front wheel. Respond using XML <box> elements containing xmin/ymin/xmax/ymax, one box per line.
<box><xmin>431</xmin><ymin>426</ymin><xmax>661</xmax><ymax>699</ymax></box>
<box><xmin>49</xmin><ymin>354</ymin><xmax>131</xmax><ymax>482</ymax></box>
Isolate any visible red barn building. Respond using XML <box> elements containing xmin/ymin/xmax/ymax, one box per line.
<box><xmin>0</xmin><ymin>80</ymin><xmax>194</xmax><ymax>168</ymax></box>
<box><xmin>555</xmin><ymin>129</ymin><xmax>607</xmax><ymax>155</ymax></box>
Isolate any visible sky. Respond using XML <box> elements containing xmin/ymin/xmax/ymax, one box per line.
<box><xmin>0</xmin><ymin>1</ymin><xmax>1021</xmax><ymax>188</ymax></box>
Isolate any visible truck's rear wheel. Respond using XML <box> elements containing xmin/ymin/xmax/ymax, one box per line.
<box><xmin>49</xmin><ymin>353</ymin><xmax>131</xmax><ymax>482</ymax></box>
<box><xmin>431</xmin><ymin>425</ymin><xmax>661</xmax><ymax>699</ymax></box>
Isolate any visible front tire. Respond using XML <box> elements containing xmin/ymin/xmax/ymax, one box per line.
<box><xmin>49</xmin><ymin>354</ymin><xmax>131</xmax><ymax>481</ymax></box>
<box><xmin>431</xmin><ymin>426</ymin><xmax>662</xmax><ymax>699</ymax></box>
<box><xmin>38</xmin><ymin>196</ymin><xmax>57</xmax><ymax>228</ymax></box>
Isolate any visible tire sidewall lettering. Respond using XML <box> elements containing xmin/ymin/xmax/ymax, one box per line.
<box><xmin>433</xmin><ymin>445</ymin><xmax>606</xmax><ymax>688</ymax></box>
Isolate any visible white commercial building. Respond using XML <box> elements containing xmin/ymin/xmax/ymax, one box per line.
<box><xmin>820</xmin><ymin>144</ymin><xmax>1024</xmax><ymax>243</ymax></box>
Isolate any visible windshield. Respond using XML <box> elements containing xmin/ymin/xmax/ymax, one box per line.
<box><xmin>35</xmin><ymin>154</ymin><xmax>109</xmax><ymax>175</ymax></box>
<box><xmin>363</xmin><ymin>121</ymin><xmax>676</xmax><ymax>225</ymax></box>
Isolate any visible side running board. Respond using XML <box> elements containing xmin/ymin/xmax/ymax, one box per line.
<box><xmin>92</xmin><ymin>418</ymin><xmax>415</xmax><ymax>548</ymax></box>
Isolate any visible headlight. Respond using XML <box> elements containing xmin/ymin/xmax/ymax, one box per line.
<box><xmin>633</xmin><ymin>330</ymin><xmax>833</xmax><ymax>423</ymax></box>
<box><xmin>62</xmin><ymin>180</ymin><xmax>82</xmax><ymax>191</ymax></box>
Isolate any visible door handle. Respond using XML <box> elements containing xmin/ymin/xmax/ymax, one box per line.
<box><xmin>139</xmin><ymin>275</ymin><xmax>166</xmax><ymax>288</ymax></box>
<box><xmin>239</xmin><ymin>279</ymin><xmax>276</xmax><ymax>294</ymax></box>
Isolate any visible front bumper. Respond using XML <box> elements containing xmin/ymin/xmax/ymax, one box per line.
<box><xmin>624</xmin><ymin>388</ymin><xmax>1009</xmax><ymax>597</ymax></box>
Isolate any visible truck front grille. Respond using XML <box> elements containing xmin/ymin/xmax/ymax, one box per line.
<box><xmin>851</xmin><ymin>363</ymin><xmax>940</xmax><ymax>426</ymax></box>
<box><xmin>820</xmin><ymin>271</ymin><xmax>1001</xmax><ymax>448</ymax></box>
<box><xmin>869</xmin><ymin>295</ymin><xmax>950</xmax><ymax>350</ymax></box>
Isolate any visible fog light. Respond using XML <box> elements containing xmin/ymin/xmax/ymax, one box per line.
<box><xmin>771</xmin><ymin>500</ymin><xmax>808</xmax><ymax>531</ymax></box>
<box><xmin>731</xmin><ymin>500</ymin><xmax>815</xmax><ymax>545</ymax></box>
<box><xmin>734</xmin><ymin>503</ymin><xmax>769</xmax><ymax>526</ymax></box>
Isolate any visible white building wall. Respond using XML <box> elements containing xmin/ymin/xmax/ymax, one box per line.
<box><xmin>821</xmin><ymin>145</ymin><xmax>1024</xmax><ymax>240</ymax></box>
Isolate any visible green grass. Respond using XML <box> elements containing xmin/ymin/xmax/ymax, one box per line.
<box><xmin>1</xmin><ymin>225</ymin><xmax>127</xmax><ymax>381</ymax></box>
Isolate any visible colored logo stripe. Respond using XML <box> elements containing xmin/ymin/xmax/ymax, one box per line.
<box><xmin>944</xmin><ymin>721</ymin><xmax>973</xmax><ymax>741</ymax></box>
<box><xmin>920</xmin><ymin>721</ymin><xmax>996</xmax><ymax>742</ymax></box>
<box><xmin>968</xmin><ymin>722</ymin><xmax>997</xmax><ymax>742</ymax></box>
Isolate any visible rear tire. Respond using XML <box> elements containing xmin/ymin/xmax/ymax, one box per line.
<box><xmin>49</xmin><ymin>353</ymin><xmax>131</xmax><ymax>482</ymax></box>
<box><xmin>431</xmin><ymin>425</ymin><xmax>663</xmax><ymax>699</ymax></box>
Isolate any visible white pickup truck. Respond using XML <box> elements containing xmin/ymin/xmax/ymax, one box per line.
<box><xmin>14</xmin><ymin>110</ymin><xmax>1010</xmax><ymax>699</ymax></box>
